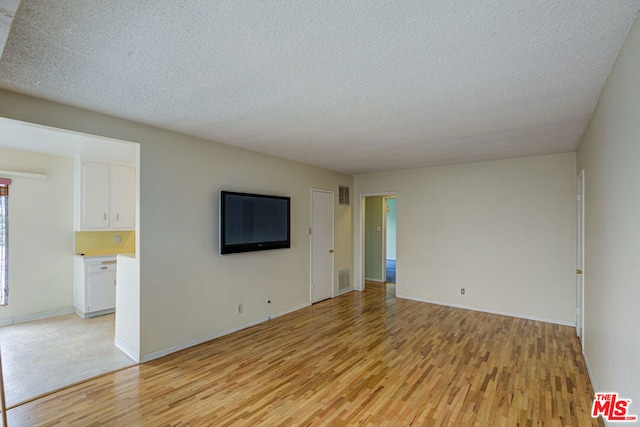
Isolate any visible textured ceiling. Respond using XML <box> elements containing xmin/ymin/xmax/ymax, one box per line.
<box><xmin>0</xmin><ymin>1</ymin><xmax>638</xmax><ymax>175</ymax></box>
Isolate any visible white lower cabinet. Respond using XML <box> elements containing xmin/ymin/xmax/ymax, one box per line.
<box><xmin>74</xmin><ymin>256</ymin><xmax>117</xmax><ymax>318</ymax></box>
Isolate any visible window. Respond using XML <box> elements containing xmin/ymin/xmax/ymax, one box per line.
<box><xmin>0</xmin><ymin>178</ymin><xmax>10</xmax><ymax>306</ymax></box>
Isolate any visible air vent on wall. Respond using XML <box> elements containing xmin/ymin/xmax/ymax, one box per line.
<box><xmin>338</xmin><ymin>186</ymin><xmax>350</xmax><ymax>206</ymax></box>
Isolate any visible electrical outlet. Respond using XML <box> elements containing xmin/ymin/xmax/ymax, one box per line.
<box><xmin>113</xmin><ymin>235</ymin><xmax>121</xmax><ymax>243</ymax></box>
<box><xmin>413</xmin><ymin>281</ymin><xmax>419</xmax><ymax>289</ymax></box>
<box><xmin>237</xmin><ymin>303</ymin><xmax>243</xmax><ymax>314</ymax></box>
<box><xmin>461</xmin><ymin>288</ymin><xmax>465</xmax><ymax>295</ymax></box>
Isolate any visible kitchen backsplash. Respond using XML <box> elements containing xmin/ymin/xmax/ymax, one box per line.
<box><xmin>75</xmin><ymin>231</ymin><xmax>135</xmax><ymax>255</ymax></box>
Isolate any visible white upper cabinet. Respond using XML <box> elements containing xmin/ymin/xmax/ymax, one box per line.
<box><xmin>81</xmin><ymin>161</ymin><xmax>110</xmax><ymax>229</ymax></box>
<box><xmin>111</xmin><ymin>165</ymin><xmax>136</xmax><ymax>229</ymax></box>
<box><xmin>78</xmin><ymin>159</ymin><xmax>135</xmax><ymax>230</ymax></box>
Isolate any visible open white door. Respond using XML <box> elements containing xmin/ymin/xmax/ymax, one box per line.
<box><xmin>576</xmin><ymin>170</ymin><xmax>585</xmax><ymax>349</ymax></box>
<box><xmin>311</xmin><ymin>189</ymin><xmax>334</xmax><ymax>303</ymax></box>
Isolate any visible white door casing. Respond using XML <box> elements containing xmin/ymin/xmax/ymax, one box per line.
<box><xmin>382</xmin><ymin>197</ymin><xmax>388</xmax><ymax>280</ymax></box>
<box><xmin>310</xmin><ymin>189</ymin><xmax>334</xmax><ymax>303</ymax></box>
<box><xmin>383</xmin><ymin>196</ymin><xmax>397</xmax><ymax>284</ymax></box>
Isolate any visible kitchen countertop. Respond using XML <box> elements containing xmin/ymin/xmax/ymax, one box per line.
<box><xmin>74</xmin><ymin>253</ymin><xmax>134</xmax><ymax>258</ymax></box>
<box><xmin>117</xmin><ymin>253</ymin><xmax>136</xmax><ymax>259</ymax></box>
<box><xmin>74</xmin><ymin>254</ymin><xmax>116</xmax><ymax>258</ymax></box>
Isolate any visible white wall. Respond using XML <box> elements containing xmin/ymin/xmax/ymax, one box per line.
<box><xmin>139</xmin><ymin>135</ymin><xmax>352</xmax><ymax>357</ymax></box>
<box><xmin>0</xmin><ymin>90</ymin><xmax>353</xmax><ymax>358</ymax></box>
<box><xmin>354</xmin><ymin>153</ymin><xmax>577</xmax><ymax>324</ymax></box>
<box><xmin>0</xmin><ymin>147</ymin><xmax>74</xmax><ymax>324</ymax></box>
<box><xmin>577</xmin><ymin>15</ymin><xmax>640</xmax><ymax>410</ymax></box>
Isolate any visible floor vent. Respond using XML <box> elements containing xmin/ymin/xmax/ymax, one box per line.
<box><xmin>338</xmin><ymin>268</ymin><xmax>350</xmax><ymax>291</ymax></box>
<box><xmin>338</xmin><ymin>186</ymin><xmax>350</xmax><ymax>206</ymax></box>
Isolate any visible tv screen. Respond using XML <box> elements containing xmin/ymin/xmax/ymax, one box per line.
<box><xmin>220</xmin><ymin>191</ymin><xmax>291</xmax><ymax>254</ymax></box>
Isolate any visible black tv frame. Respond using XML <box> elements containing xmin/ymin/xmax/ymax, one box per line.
<box><xmin>219</xmin><ymin>191</ymin><xmax>291</xmax><ymax>255</ymax></box>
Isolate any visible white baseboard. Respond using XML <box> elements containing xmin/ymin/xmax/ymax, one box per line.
<box><xmin>115</xmin><ymin>337</ymin><xmax>140</xmax><ymax>363</ymax></box>
<box><xmin>75</xmin><ymin>307</ymin><xmax>115</xmax><ymax>319</ymax></box>
<box><xmin>336</xmin><ymin>288</ymin><xmax>353</xmax><ymax>296</ymax></box>
<box><xmin>396</xmin><ymin>294</ymin><xmax>576</xmax><ymax>327</ymax></box>
<box><xmin>364</xmin><ymin>277</ymin><xmax>385</xmax><ymax>283</ymax></box>
<box><xmin>582</xmin><ymin>349</ymin><xmax>606</xmax><ymax>425</ymax></box>
<box><xmin>140</xmin><ymin>302</ymin><xmax>310</xmax><ymax>363</ymax></box>
<box><xmin>0</xmin><ymin>306</ymin><xmax>75</xmax><ymax>327</ymax></box>
<box><xmin>583</xmin><ymin>351</ymin><xmax>595</xmax><ymax>387</ymax></box>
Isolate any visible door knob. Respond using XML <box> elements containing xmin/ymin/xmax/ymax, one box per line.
<box><xmin>329</xmin><ymin>249</ymin><xmax>334</xmax><ymax>253</ymax></box>
<box><xmin>576</xmin><ymin>269</ymin><xmax>583</xmax><ymax>274</ymax></box>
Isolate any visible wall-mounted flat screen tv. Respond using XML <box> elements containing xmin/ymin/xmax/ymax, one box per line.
<box><xmin>220</xmin><ymin>191</ymin><xmax>291</xmax><ymax>255</ymax></box>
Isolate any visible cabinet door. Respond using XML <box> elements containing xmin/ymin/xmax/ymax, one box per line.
<box><xmin>82</xmin><ymin>161</ymin><xmax>110</xmax><ymax>229</ymax></box>
<box><xmin>111</xmin><ymin>165</ymin><xmax>136</xmax><ymax>229</ymax></box>
<box><xmin>88</xmin><ymin>271</ymin><xmax>116</xmax><ymax>312</ymax></box>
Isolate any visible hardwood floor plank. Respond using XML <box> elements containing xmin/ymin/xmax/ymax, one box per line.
<box><xmin>8</xmin><ymin>283</ymin><xmax>602</xmax><ymax>426</ymax></box>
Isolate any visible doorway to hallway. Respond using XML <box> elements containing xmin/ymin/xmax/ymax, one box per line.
<box><xmin>362</xmin><ymin>194</ymin><xmax>397</xmax><ymax>292</ymax></box>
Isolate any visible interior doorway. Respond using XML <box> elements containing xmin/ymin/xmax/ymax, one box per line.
<box><xmin>0</xmin><ymin>117</ymin><xmax>140</xmax><ymax>406</ymax></box>
<box><xmin>362</xmin><ymin>193</ymin><xmax>397</xmax><ymax>293</ymax></box>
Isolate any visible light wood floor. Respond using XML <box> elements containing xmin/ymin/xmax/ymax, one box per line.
<box><xmin>6</xmin><ymin>283</ymin><xmax>601</xmax><ymax>426</ymax></box>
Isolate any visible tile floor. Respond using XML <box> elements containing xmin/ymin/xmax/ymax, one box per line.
<box><xmin>0</xmin><ymin>313</ymin><xmax>135</xmax><ymax>407</ymax></box>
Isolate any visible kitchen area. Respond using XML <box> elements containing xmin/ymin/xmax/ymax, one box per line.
<box><xmin>72</xmin><ymin>154</ymin><xmax>141</xmax><ymax>364</ymax></box>
<box><xmin>0</xmin><ymin>117</ymin><xmax>141</xmax><ymax>407</ymax></box>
